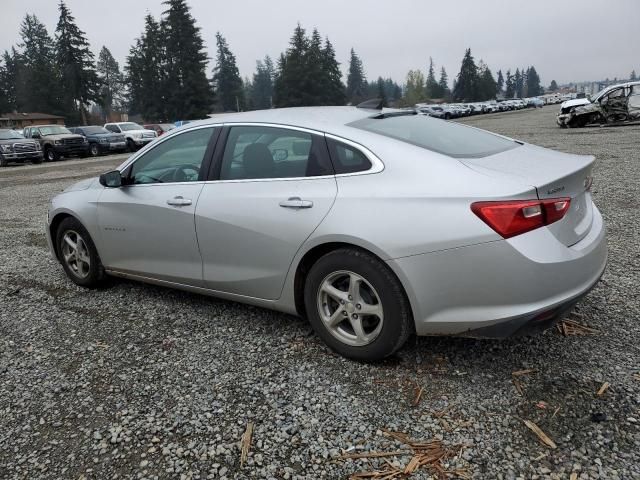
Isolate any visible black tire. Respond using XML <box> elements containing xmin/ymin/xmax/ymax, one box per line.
<box><xmin>56</xmin><ymin>217</ymin><xmax>105</xmax><ymax>288</ymax></box>
<box><xmin>45</xmin><ymin>146</ymin><xmax>59</xmax><ymax>162</ymax></box>
<box><xmin>127</xmin><ymin>139</ymin><xmax>137</xmax><ymax>152</ymax></box>
<box><xmin>444</xmin><ymin>113</ymin><xmax>451</xmax><ymax>120</ymax></box>
<box><xmin>0</xmin><ymin>155</ymin><xmax>7</xmax><ymax>167</ymax></box>
<box><xmin>89</xmin><ymin>143</ymin><xmax>100</xmax><ymax>157</ymax></box>
<box><xmin>304</xmin><ymin>248</ymin><xmax>412</xmax><ymax>362</ymax></box>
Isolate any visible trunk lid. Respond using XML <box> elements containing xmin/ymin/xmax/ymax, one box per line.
<box><xmin>461</xmin><ymin>143</ymin><xmax>595</xmax><ymax>246</ymax></box>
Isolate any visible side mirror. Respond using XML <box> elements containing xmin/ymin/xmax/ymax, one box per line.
<box><xmin>99</xmin><ymin>170</ymin><xmax>123</xmax><ymax>188</ymax></box>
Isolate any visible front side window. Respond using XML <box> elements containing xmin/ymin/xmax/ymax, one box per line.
<box><xmin>219</xmin><ymin>126</ymin><xmax>333</xmax><ymax>180</ymax></box>
<box><xmin>129</xmin><ymin>127</ymin><xmax>215</xmax><ymax>185</ymax></box>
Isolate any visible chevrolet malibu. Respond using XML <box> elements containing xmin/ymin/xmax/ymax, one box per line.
<box><xmin>45</xmin><ymin>107</ymin><xmax>607</xmax><ymax>361</ymax></box>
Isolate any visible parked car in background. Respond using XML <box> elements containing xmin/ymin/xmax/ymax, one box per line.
<box><xmin>526</xmin><ymin>97</ymin><xmax>545</xmax><ymax>108</ymax></box>
<box><xmin>557</xmin><ymin>81</ymin><xmax>640</xmax><ymax>128</ymax></box>
<box><xmin>69</xmin><ymin>126</ymin><xmax>127</xmax><ymax>157</ymax></box>
<box><xmin>416</xmin><ymin>106</ymin><xmax>446</xmax><ymax>119</ymax></box>
<box><xmin>104</xmin><ymin>122</ymin><xmax>156</xmax><ymax>152</ymax></box>
<box><xmin>0</xmin><ymin>128</ymin><xmax>43</xmax><ymax>167</ymax></box>
<box><xmin>144</xmin><ymin>123</ymin><xmax>176</xmax><ymax>137</ymax></box>
<box><xmin>23</xmin><ymin>125</ymin><xmax>88</xmax><ymax>161</ymax></box>
<box><xmin>45</xmin><ymin>106</ymin><xmax>606</xmax><ymax>361</ymax></box>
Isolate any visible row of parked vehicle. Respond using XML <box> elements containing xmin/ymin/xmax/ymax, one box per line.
<box><xmin>0</xmin><ymin>122</ymin><xmax>180</xmax><ymax>166</ymax></box>
<box><xmin>416</xmin><ymin>97</ymin><xmax>544</xmax><ymax>119</ymax></box>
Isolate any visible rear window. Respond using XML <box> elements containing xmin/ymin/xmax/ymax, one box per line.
<box><xmin>349</xmin><ymin>115</ymin><xmax>518</xmax><ymax>158</ymax></box>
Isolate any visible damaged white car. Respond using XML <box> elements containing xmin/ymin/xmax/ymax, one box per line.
<box><xmin>557</xmin><ymin>81</ymin><xmax>640</xmax><ymax>128</ymax></box>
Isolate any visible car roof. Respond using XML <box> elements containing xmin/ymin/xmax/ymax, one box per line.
<box><xmin>195</xmin><ymin>106</ymin><xmax>386</xmax><ymax>138</ymax></box>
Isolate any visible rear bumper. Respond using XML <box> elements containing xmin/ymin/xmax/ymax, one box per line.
<box><xmin>388</xmin><ymin>204</ymin><xmax>607</xmax><ymax>337</ymax></box>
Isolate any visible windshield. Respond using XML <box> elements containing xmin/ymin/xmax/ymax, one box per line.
<box><xmin>40</xmin><ymin>126</ymin><xmax>72</xmax><ymax>136</ymax></box>
<box><xmin>349</xmin><ymin>115</ymin><xmax>519</xmax><ymax>158</ymax></box>
<box><xmin>0</xmin><ymin>129</ymin><xmax>25</xmax><ymax>140</ymax></box>
<box><xmin>119</xmin><ymin>123</ymin><xmax>144</xmax><ymax>131</ymax></box>
<box><xmin>82</xmin><ymin>126</ymin><xmax>110</xmax><ymax>135</ymax></box>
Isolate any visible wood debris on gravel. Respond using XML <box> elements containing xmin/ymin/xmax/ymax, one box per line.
<box><xmin>522</xmin><ymin>419</ymin><xmax>557</xmax><ymax>449</ymax></box>
<box><xmin>557</xmin><ymin>318</ymin><xmax>599</xmax><ymax>336</ymax></box>
<box><xmin>343</xmin><ymin>429</ymin><xmax>470</xmax><ymax>479</ymax></box>
<box><xmin>239</xmin><ymin>421</ymin><xmax>254</xmax><ymax>467</ymax></box>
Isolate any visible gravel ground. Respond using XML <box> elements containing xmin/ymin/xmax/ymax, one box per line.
<box><xmin>1</xmin><ymin>108</ymin><xmax>639</xmax><ymax>479</ymax></box>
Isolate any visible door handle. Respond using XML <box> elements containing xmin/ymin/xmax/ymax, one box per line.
<box><xmin>279</xmin><ymin>197</ymin><xmax>313</xmax><ymax>209</ymax></box>
<box><xmin>166</xmin><ymin>196</ymin><xmax>192</xmax><ymax>207</ymax></box>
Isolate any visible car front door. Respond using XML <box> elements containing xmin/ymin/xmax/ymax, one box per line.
<box><xmin>195</xmin><ymin>125</ymin><xmax>337</xmax><ymax>300</ymax></box>
<box><xmin>96</xmin><ymin>126</ymin><xmax>218</xmax><ymax>286</ymax></box>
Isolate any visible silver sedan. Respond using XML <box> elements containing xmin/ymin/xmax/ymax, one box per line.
<box><xmin>45</xmin><ymin>107</ymin><xmax>607</xmax><ymax>361</ymax></box>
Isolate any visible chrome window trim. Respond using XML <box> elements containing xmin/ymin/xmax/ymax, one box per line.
<box><xmin>201</xmin><ymin>122</ymin><xmax>384</xmax><ymax>184</ymax></box>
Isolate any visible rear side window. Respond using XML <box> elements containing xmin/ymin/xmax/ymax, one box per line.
<box><xmin>326</xmin><ymin>138</ymin><xmax>372</xmax><ymax>174</ymax></box>
<box><xmin>349</xmin><ymin>115</ymin><xmax>518</xmax><ymax>158</ymax></box>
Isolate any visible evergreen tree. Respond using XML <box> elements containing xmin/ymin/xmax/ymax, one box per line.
<box><xmin>17</xmin><ymin>14</ymin><xmax>61</xmax><ymax>114</ymax></box>
<box><xmin>496</xmin><ymin>69</ymin><xmax>504</xmax><ymax>94</ymax></box>
<box><xmin>303</xmin><ymin>29</ymin><xmax>326</xmax><ymax>105</ymax></box>
<box><xmin>425</xmin><ymin>57</ymin><xmax>439</xmax><ymax>99</ymax></box>
<box><xmin>548</xmin><ymin>79</ymin><xmax>558</xmax><ymax>91</ymax></box>
<box><xmin>320</xmin><ymin>38</ymin><xmax>346</xmax><ymax>105</ymax></box>
<box><xmin>213</xmin><ymin>32</ymin><xmax>244</xmax><ymax>112</ymax></box>
<box><xmin>505</xmin><ymin>69</ymin><xmax>515</xmax><ymax>98</ymax></box>
<box><xmin>526</xmin><ymin>65</ymin><xmax>542</xmax><ymax>96</ymax></box>
<box><xmin>55</xmin><ymin>1</ymin><xmax>100</xmax><ymax>124</ymax></box>
<box><xmin>438</xmin><ymin>67</ymin><xmax>449</xmax><ymax>99</ymax></box>
<box><xmin>477</xmin><ymin>61</ymin><xmax>497</xmax><ymax>100</ymax></box>
<box><xmin>97</xmin><ymin>46</ymin><xmax>125</xmax><ymax>120</ymax></box>
<box><xmin>453</xmin><ymin>48</ymin><xmax>479</xmax><ymax>101</ymax></box>
<box><xmin>161</xmin><ymin>0</ymin><xmax>213</xmax><ymax>119</ymax></box>
<box><xmin>376</xmin><ymin>77</ymin><xmax>387</xmax><ymax>107</ymax></box>
<box><xmin>514</xmin><ymin>68</ymin><xmax>523</xmax><ymax>98</ymax></box>
<box><xmin>404</xmin><ymin>69</ymin><xmax>425</xmax><ymax>106</ymax></box>
<box><xmin>346</xmin><ymin>48</ymin><xmax>367</xmax><ymax>105</ymax></box>
<box><xmin>126</xmin><ymin>14</ymin><xmax>166</xmax><ymax>120</ymax></box>
<box><xmin>251</xmin><ymin>56</ymin><xmax>274</xmax><ymax>110</ymax></box>
<box><xmin>630</xmin><ymin>70</ymin><xmax>637</xmax><ymax>81</ymax></box>
<box><xmin>0</xmin><ymin>53</ymin><xmax>17</xmax><ymax>113</ymax></box>
<box><xmin>273</xmin><ymin>24</ymin><xmax>310</xmax><ymax>107</ymax></box>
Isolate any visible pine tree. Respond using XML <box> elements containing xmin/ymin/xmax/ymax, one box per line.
<box><xmin>346</xmin><ymin>48</ymin><xmax>367</xmax><ymax>105</ymax></box>
<box><xmin>438</xmin><ymin>67</ymin><xmax>449</xmax><ymax>99</ymax></box>
<box><xmin>18</xmin><ymin>14</ymin><xmax>61</xmax><ymax>114</ymax></box>
<box><xmin>514</xmin><ymin>68</ymin><xmax>523</xmax><ymax>98</ymax></box>
<box><xmin>0</xmin><ymin>54</ymin><xmax>15</xmax><ymax>113</ymax></box>
<box><xmin>404</xmin><ymin>69</ymin><xmax>425</xmax><ymax>106</ymax></box>
<box><xmin>303</xmin><ymin>29</ymin><xmax>326</xmax><ymax>105</ymax></box>
<box><xmin>213</xmin><ymin>32</ymin><xmax>244</xmax><ymax>112</ymax></box>
<box><xmin>477</xmin><ymin>61</ymin><xmax>497</xmax><ymax>101</ymax></box>
<box><xmin>505</xmin><ymin>69</ymin><xmax>515</xmax><ymax>98</ymax></box>
<box><xmin>55</xmin><ymin>1</ymin><xmax>100</xmax><ymax>124</ymax></box>
<box><xmin>97</xmin><ymin>46</ymin><xmax>125</xmax><ymax>120</ymax></box>
<box><xmin>320</xmin><ymin>38</ymin><xmax>345</xmax><ymax>105</ymax></box>
<box><xmin>273</xmin><ymin>24</ymin><xmax>310</xmax><ymax>107</ymax></box>
<box><xmin>453</xmin><ymin>48</ymin><xmax>479</xmax><ymax>101</ymax></box>
<box><xmin>496</xmin><ymin>70</ymin><xmax>504</xmax><ymax>94</ymax></box>
<box><xmin>376</xmin><ymin>77</ymin><xmax>387</xmax><ymax>107</ymax></box>
<box><xmin>548</xmin><ymin>79</ymin><xmax>558</xmax><ymax>91</ymax></box>
<box><xmin>425</xmin><ymin>57</ymin><xmax>439</xmax><ymax>99</ymax></box>
<box><xmin>161</xmin><ymin>0</ymin><xmax>213</xmax><ymax>119</ymax></box>
<box><xmin>630</xmin><ymin>70</ymin><xmax>637</xmax><ymax>81</ymax></box>
<box><xmin>251</xmin><ymin>56</ymin><xmax>274</xmax><ymax>110</ymax></box>
<box><xmin>526</xmin><ymin>65</ymin><xmax>542</xmax><ymax>97</ymax></box>
<box><xmin>126</xmin><ymin>14</ymin><xmax>166</xmax><ymax>120</ymax></box>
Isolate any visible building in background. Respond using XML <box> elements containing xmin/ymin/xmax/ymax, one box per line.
<box><xmin>0</xmin><ymin>113</ymin><xmax>65</xmax><ymax>129</ymax></box>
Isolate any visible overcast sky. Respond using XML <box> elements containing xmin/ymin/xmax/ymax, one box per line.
<box><xmin>1</xmin><ymin>0</ymin><xmax>638</xmax><ymax>87</ymax></box>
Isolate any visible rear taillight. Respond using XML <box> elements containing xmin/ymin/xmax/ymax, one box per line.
<box><xmin>471</xmin><ymin>197</ymin><xmax>571</xmax><ymax>239</ymax></box>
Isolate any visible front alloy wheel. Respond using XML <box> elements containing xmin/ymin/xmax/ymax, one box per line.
<box><xmin>56</xmin><ymin>217</ymin><xmax>104</xmax><ymax>287</ymax></box>
<box><xmin>90</xmin><ymin>143</ymin><xmax>100</xmax><ymax>157</ymax></box>
<box><xmin>61</xmin><ymin>230</ymin><xmax>91</xmax><ymax>279</ymax></box>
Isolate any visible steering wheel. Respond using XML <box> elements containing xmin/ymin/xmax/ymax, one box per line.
<box><xmin>172</xmin><ymin>163</ymin><xmax>201</xmax><ymax>182</ymax></box>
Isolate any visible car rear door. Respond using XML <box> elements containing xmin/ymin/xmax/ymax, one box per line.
<box><xmin>195</xmin><ymin>124</ymin><xmax>337</xmax><ymax>300</ymax></box>
<box><xmin>96</xmin><ymin>126</ymin><xmax>219</xmax><ymax>285</ymax></box>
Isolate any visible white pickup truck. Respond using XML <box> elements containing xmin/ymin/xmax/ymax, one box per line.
<box><xmin>104</xmin><ymin>122</ymin><xmax>157</xmax><ymax>152</ymax></box>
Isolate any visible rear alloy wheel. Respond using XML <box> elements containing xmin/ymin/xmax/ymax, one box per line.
<box><xmin>56</xmin><ymin>217</ymin><xmax>104</xmax><ymax>288</ymax></box>
<box><xmin>89</xmin><ymin>143</ymin><xmax>100</xmax><ymax>157</ymax></box>
<box><xmin>304</xmin><ymin>248</ymin><xmax>412</xmax><ymax>361</ymax></box>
